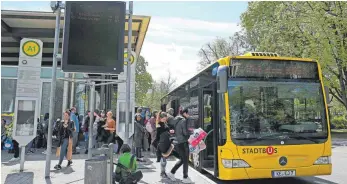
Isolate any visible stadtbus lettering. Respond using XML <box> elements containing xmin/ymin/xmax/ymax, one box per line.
<box><xmin>242</xmin><ymin>148</ymin><xmax>278</xmax><ymax>154</ymax></box>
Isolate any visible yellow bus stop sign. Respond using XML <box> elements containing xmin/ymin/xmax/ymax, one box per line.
<box><xmin>124</xmin><ymin>52</ymin><xmax>135</xmax><ymax>65</ymax></box>
<box><xmin>22</xmin><ymin>40</ymin><xmax>41</xmax><ymax>57</ymax></box>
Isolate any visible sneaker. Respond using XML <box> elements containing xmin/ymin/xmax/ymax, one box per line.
<box><xmin>76</xmin><ymin>146</ymin><xmax>81</xmax><ymax>150</ymax></box>
<box><xmin>9</xmin><ymin>157</ymin><xmax>20</xmax><ymax>162</ymax></box>
<box><xmin>54</xmin><ymin>165</ymin><xmax>62</xmax><ymax>170</ymax></box>
<box><xmin>160</xmin><ymin>172</ymin><xmax>167</xmax><ymax>178</ymax></box>
<box><xmin>67</xmin><ymin>160</ymin><xmax>73</xmax><ymax>167</ymax></box>
<box><xmin>182</xmin><ymin>177</ymin><xmax>193</xmax><ymax>184</ymax></box>
<box><xmin>166</xmin><ymin>172</ymin><xmax>176</xmax><ymax>181</ymax></box>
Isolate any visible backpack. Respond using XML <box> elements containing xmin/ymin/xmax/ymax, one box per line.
<box><xmin>145</xmin><ymin>122</ymin><xmax>153</xmax><ymax>133</ymax></box>
<box><xmin>3</xmin><ymin>137</ymin><xmax>13</xmax><ymax>150</ymax></box>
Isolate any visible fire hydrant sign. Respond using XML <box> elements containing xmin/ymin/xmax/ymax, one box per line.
<box><xmin>12</xmin><ymin>38</ymin><xmax>42</xmax><ymax>146</ymax></box>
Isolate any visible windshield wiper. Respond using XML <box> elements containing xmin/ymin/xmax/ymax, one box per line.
<box><xmin>288</xmin><ymin>134</ymin><xmax>320</xmax><ymax>143</ymax></box>
<box><xmin>234</xmin><ymin>133</ymin><xmax>283</xmax><ymax>142</ymax></box>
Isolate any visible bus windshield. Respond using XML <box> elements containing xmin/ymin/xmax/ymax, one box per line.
<box><xmin>228</xmin><ymin>80</ymin><xmax>328</xmax><ymax>145</ymax></box>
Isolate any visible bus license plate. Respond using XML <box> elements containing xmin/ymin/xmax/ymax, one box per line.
<box><xmin>272</xmin><ymin>170</ymin><xmax>296</xmax><ymax>178</ymax></box>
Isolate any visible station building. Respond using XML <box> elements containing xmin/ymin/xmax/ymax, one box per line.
<box><xmin>1</xmin><ymin>10</ymin><xmax>150</xmax><ymax>120</ymax></box>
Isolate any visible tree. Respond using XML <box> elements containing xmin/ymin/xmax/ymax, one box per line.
<box><xmin>141</xmin><ymin>71</ymin><xmax>177</xmax><ymax>110</ymax></box>
<box><xmin>112</xmin><ymin>55</ymin><xmax>153</xmax><ymax>108</ymax></box>
<box><xmin>240</xmin><ymin>1</ymin><xmax>347</xmax><ymax>111</ymax></box>
<box><xmin>198</xmin><ymin>31</ymin><xmax>254</xmax><ymax>69</ymax></box>
<box><xmin>135</xmin><ymin>56</ymin><xmax>153</xmax><ymax>105</ymax></box>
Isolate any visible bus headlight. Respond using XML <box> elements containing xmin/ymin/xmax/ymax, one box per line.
<box><xmin>222</xmin><ymin>159</ymin><xmax>250</xmax><ymax>168</ymax></box>
<box><xmin>314</xmin><ymin>156</ymin><xmax>331</xmax><ymax>165</ymax></box>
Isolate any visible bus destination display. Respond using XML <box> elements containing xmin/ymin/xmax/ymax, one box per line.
<box><xmin>230</xmin><ymin>59</ymin><xmax>319</xmax><ymax>79</ymax></box>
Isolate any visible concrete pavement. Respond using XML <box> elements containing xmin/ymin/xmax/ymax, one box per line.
<box><xmin>1</xmin><ymin>148</ymin><xmax>215</xmax><ymax>184</ymax></box>
<box><xmin>2</xmin><ymin>139</ymin><xmax>347</xmax><ymax>184</ymax></box>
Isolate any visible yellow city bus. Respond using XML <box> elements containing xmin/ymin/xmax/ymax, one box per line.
<box><xmin>161</xmin><ymin>52</ymin><xmax>332</xmax><ymax>180</ymax></box>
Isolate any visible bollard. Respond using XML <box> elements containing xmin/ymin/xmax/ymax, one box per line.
<box><xmin>84</xmin><ymin>156</ymin><xmax>107</xmax><ymax>184</ymax></box>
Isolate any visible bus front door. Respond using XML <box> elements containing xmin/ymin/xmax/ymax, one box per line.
<box><xmin>201</xmin><ymin>89</ymin><xmax>217</xmax><ymax>176</ymax></box>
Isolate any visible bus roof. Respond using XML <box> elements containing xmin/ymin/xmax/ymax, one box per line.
<box><xmin>161</xmin><ymin>61</ymin><xmax>217</xmax><ymax>100</ymax></box>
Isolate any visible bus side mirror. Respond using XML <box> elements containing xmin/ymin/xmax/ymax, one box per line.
<box><xmin>217</xmin><ymin>66</ymin><xmax>228</xmax><ymax>94</ymax></box>
<box><xmin>324</xmin><ymin>86</ymin><xmax>331</xmax><ymax>104</ymax></box>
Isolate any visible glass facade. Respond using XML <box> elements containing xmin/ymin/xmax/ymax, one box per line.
<box><xmin>1</xmin><ymin>79</ymin><xmax>17</xmax><ymax>113</ymax></box>
<box><xmin>1</xmin><ymin>66</ymin><xmax>86</xmax><ymax>121</ymax></box>
<box><xmin>40</xmin><ymin>81</ymin><xmax>64</xmax><ymax>120</ymax></box>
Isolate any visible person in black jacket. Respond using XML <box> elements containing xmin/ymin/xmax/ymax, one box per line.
<box><xmin>54</xmin><ymin>110</ymin><xmax>75</xmax><ymax>170</ymax></box>
<box><xmin>167</xmin><ymin>108</ymin><xmax>192</xmax><ymax>183</ymax></box>
<box><xmin>156</xmin><ymin>111</ymin><xmax>174</xmax><ymax>178</ymax></box>
<box><xmin>96</xmin><ymin>111</ymin><xmax>107</xmax><ymax>146</ymax></box>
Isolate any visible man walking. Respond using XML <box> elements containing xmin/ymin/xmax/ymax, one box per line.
<box><xmin>70</xmin><ymin>107</ymin><xmax>80</xmax><ymax>154</ymax></box>
<box><xmin>167</xmin><ymin>108</ymin><xmax>192</xmax><ymax>183</ymax></box>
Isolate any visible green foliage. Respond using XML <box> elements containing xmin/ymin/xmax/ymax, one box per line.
<box><xmin>112</xmin><ymin>55</ymin><xmax>153</xmax><ymax>108</ymax></box>
<box><xmin>240</xmin><ymin>1</ymin><xmax>347</xmax><ymax>111</ymax></box>
<box><xmin>135</xmin><ymin>56</ymin><xmax>153</xmax><ymax>105</ymax></box>
<box><xmin>141</xmin><ymin>85</ymin><xmax>163</xmax><ymax>111</ymax></box>
<box><xmin>331</xmin><ymin>116</ymin><xmax>347</xmax><ymax>129</ymax></box>
<box><xmin>140</xmin><ymin>73</ymin><xmax>177</xmax><ymax>111</ymax></box>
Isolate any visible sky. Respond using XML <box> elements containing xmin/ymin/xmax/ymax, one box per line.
<box><xmin>1</xmin><ymin>1</ymin><xmax>248</xmax><ymax>86</ymax></box>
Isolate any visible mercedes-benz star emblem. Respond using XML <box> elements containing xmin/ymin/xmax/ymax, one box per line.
<box><xmin>279</xmin><ymin>156</ymin><xmax>288</xmax><ymax>166</ymax></box>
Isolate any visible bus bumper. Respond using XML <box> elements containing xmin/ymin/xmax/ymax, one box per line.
<box><xmin>218</xmin><ymin>164</ymin><xmax>332</xmax><ymax>180</ymax></box>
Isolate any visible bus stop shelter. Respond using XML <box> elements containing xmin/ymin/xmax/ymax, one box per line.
<box><xmin>1</xmin><ymin>10</ymin><xmax>151</xmax><ymax>116</ymax></box>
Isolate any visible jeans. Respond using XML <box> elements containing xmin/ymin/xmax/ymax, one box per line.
<box><xmin>58</xmin><ymin>138</ymin><xmax>69</xmax><ymax>165</ymax></box>
<box><xmin>160</xmin><ymin>157</ymin><xmax>167</xmax><ymax>173</ymax></box>
<box><xmin>171</xmin><ymin>142</ymin><xmax>189</xmax><ymax>178</ymax></box>
<box><xmin>85</xmin><ymin>135</ymin><xmax>97</xmax><ymax>150</ymax></box>
<box><xmin>135</xmin><ymin>147</ymin><xmax>142</xmax><ymax>158</ymax></box>
<box><xmin>44</xmin><ymin>133</ymin><xmax>48</xmax><ymax>148</ymax></box>
<box><xmin>72</xmin><ymin>132</ymin><xmax>78</xmax><ymax>152</ymax></box>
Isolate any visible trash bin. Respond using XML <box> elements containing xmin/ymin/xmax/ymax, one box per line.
<box><xmin>85</xmin><ymin>156</ymin><xmax>107</xmax><ymax>184</ymax></box>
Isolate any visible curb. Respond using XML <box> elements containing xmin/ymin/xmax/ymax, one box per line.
<box><xmin>188</xmin><ymin>166</ymin><xmax>216</xmax><ymax>184</ymax></box>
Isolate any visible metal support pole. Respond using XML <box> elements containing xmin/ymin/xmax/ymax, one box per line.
<box><xmin>20</xmin><ymin>146</ymin><xmax>25</xmax><ymax>172</ymax></box>
<box><xmin>124</xmin><ymin>1</ymin><xmax>133</xmax><ymax>145</ymax></box>
<box><xmin>100</xmin><ymin>75</ymin><xmax>105</xmax><ymax>110</ymax></box>
<box><xmin>45</xmin><ymin>3</ymin><xmax>61</xmax><ymax>178</ymax></box>
<box><xmin>62</xmin><ymin>72</ymin><xmax>69</xmax><ymax>116</ymax></box>
<box><xmin>88</xmin><ymin>82</ymin><xmax>95</xmax><ymax>159</ymax></box>
<box><xmin>70</xmin><ymin>73</ymin><xmax>75</xmax><ymax>108</ymax></box>
<box><xmin>107</xmin><ymin>143</ymin><xmax>114</xmax><ymax>184</ymax></box>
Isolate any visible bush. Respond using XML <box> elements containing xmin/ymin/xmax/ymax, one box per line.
<box><xmin>331</xmin><ymin>116</ymin><xmax>347</xmax><ymax>129</ymax></box>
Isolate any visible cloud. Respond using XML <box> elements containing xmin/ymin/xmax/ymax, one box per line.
<box><xmin>142</xmin><ymin>16</ymin><xmax>240</xmax><ymax>86</ymax></box>
<box><xmin>1</xmin><ymin>2</ymin><xmax>240</xmax><ymax>86</ymax></box>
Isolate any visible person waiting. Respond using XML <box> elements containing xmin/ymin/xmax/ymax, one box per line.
<box><xmin>114</xmin><ymin>144</ymin><xmax>143</xmax><ymax>184</ymax></box>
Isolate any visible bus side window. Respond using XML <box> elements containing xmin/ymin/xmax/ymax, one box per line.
<box><xmin>219</xmin><ymin>93</ymin><xmax>227</xmax><ymax>145</ymax></box>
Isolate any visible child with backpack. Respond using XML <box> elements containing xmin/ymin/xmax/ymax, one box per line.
<box><xmin>114</xmin><ymin>144</ymin><xmax>143</xmax><ymax>184</ymax></box>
